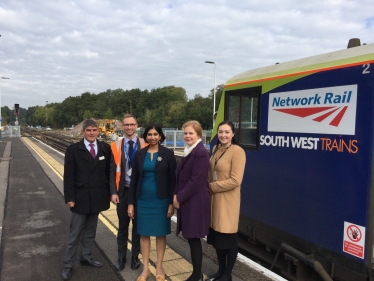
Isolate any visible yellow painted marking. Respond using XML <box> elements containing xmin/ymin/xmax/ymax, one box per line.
<box><xmin>22</xmin><ymin>137</ymin><xmax>195</xmax><ymax>280</ymax></box>
<box><xmin>22</xmin><ymin>137</ymin><xmax>63</xmax><ymax>180</ymax></box>
<box><xmin>98</xmin><ymin>213</ymin><xmax>118</xmax><ymax>234</ymax></box>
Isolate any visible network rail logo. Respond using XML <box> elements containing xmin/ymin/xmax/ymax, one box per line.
<box><xmin>268</xmin><ymin>85</ymin><xmax>357</xmax><ymax>135</ymax></box>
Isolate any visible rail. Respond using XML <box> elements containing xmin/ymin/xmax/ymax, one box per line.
<box><xmin>21</xmin><ymin>127</ymin><xmax>183</xmax><ymax>163</ymax></box>
<box><xmin>22</xmin><ymin>128</ymin><xmax>77</xmax><ymax>153</ymax></box>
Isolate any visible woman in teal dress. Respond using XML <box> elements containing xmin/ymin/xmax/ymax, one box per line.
<box><xmin>128</xmin><ymin>124</ymin><xmax>176</xmax><ymax>281</ymax></box>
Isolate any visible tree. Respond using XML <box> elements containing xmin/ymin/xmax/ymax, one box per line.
<box><xmin>165</xmin><ymin>102</ymin><xmax>186</xmax><ymax>129</ymax></box>
<box><xmin>24</xmin><ymin>85</ymin><xmax>217</xmax><ymax>130</ymax></box>
<box><xmin>185</xmin><ymin>94</ymin><xmax>212</xmax><ymax>130</ymax></box>
<box><xmin>0</xmin><ymin>106</ymin><xmax>11</xmax><ymax>125</ymax></box>
<box><xmin>208</xmin><ymin>84</ymin><xmax>224</xmax><ymax>111</ymax></box>
<box><xmin>83</xmin><ymin>110</ymin><xmax>92</xmax><ymax>120</ymax></box>
<box><xmin>104</xmin><ymin>108</ymin><xmax>114</xmax><ymax>119</ymax></box>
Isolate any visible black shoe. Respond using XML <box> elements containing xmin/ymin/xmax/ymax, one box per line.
<box><xmin>115</xmin><ymin>258</ymin><xmax>126</xmax><ymax>271</ymax></box>
<box><xmin>217</xmin><ymin>275</ymin><xmax>231</xmax><ymax>281</ymax></box>
<box><xmin>80</xmin><ymin>258</ymin><xmax>103</xmax><ymax>268</ymax></box>
<box><xmin>131</xmin><ymin>255</ymin><xmax>140</xmax><ymax>270</ymax></box>
<box><xmin>61</xmin><ymin>267</ymin><xmax>72</xmax><ymax>280</ymax></box>
<box><xmin>205</xmin><ymin>271</ymin><xmax>223</xmax><ymax>281</ymax></box>
<box><xmin>205</xmin><ymin>273</ymin><xmax>222</xmax><ymax>281</ymax></box>
<box><xmin>185</xmin><ymin>273</ymin><xmax>203</xmax><ymax>281</ymax></box>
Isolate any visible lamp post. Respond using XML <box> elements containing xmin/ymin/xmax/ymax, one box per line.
<box><xmin>205</xmin><ymin>61</ymin><xmax>216</xmax><ymax>129</ymax></box>
<box><xmin>0</xmin><ymin>77</ymin><xmax>10</xmax><ymax>136</ymax></box>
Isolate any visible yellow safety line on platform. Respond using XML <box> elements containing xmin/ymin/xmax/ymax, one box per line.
<box><xmin>22</xmin><ymin>137</ymin><xmax>64</xmax><ymax>180</ymax></box>
<box><xmin>22</xmin><ymin>137</ymin><xmax>194</xmax><ymax>281</ymax></box>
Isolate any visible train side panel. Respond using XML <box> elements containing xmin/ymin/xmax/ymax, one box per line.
<box><xmin>218</xmin><ymin>45</ymin><xmax>374</xmax><ymax>280</ymax></box>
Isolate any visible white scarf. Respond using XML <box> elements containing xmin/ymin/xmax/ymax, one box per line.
<box><xmin>183</xmin><ymin>138</ymin><xmax>202</xmax><ymax>157</ymax></box>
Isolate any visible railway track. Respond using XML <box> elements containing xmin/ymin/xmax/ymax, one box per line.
<box><xmin>22</xmin><ymin>128</ymin><xmax>79</xmax><ymax>153</ymax></box>
<box><xmin>22</xmin><ymin>128</ymin><xmax>184</xmax><ymax>164</ymax></box>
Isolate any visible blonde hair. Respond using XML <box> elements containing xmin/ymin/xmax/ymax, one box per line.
<box><xmin>182</xmin><ymin>120</ymin><xmax>203</xmax><ymax>138</ymax></box>
<box><xmin>123</xmin><ymin>113</ymin><xmax>137</xmax><ymax>122</ymax></box>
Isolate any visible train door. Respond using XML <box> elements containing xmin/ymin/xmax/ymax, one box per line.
<box><xmin>224</xmin><ymin>86</ymin><xmax>262</xmax><ymax>150</ymax></box>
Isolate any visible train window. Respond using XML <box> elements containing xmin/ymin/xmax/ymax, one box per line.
<box><xmin>225</xmin><ymin>87</ymin><xmax>261</xmax><ymax>150</ymax></box>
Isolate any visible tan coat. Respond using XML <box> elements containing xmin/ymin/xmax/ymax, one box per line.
<box><xmin>208</xmin><ymin>144</ymin><xmax>246</xmax><ymax>233</ymax></box>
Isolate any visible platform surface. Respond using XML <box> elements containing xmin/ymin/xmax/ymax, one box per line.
<box><xmin>0</xmin><ymin>137</ymin><xmax>280</xmax><ymax>281</ymax></box>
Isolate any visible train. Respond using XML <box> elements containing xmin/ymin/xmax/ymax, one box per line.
<box><xmin>212</xmin><ymin>39</ymin><xmax>374</xmax><ymax>281</ymax></box>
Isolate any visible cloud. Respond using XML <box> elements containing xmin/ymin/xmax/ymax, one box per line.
<box><xmin>0</xmin><ymin>0</ymin><xmax>373</xmax><ymax>109</ymax></box>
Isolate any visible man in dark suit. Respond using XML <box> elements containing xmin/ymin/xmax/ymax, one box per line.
<box><xmin>61</xmin><ymin>119</ymin><xmax>111</xmax><ymax>280</ymax></box>
<box><xmin>110</xmin><ymin>114</ymin><xmax>146</xmax><ymax>271</ymax></box>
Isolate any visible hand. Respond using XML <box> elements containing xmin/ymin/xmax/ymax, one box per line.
<box><xmin>167</xmin><ymin>204</ymin><xmax>174</xmax><ymax>218</ymax></box>
<box><xmin>127</xmin><ymin>204</ymin><xmax>134</xmax><ymax>219</ymax></box>
<box><xmin>67</xmin><ymin>201</ymin><xmax>75</xmax><ymax>208</ymax></box>
<box><xmin>208</xmin><ymin>183</ymin><xmax>213</xmax><ymax>195</ymax></box>
<box><xmin>111</xmin><ymin>194</ymin><xmax>120</xmax><ymax>204</ymax></box>
<box><xmin>173</xmin><ymin>195</ymin><xmax>180</xmax><ymax>209</ymax></box>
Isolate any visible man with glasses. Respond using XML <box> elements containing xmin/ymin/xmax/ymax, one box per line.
<box><xmin>110</xmin><ymin>114</ymin><xmax>147</xmax><ymax>271</ymax></box>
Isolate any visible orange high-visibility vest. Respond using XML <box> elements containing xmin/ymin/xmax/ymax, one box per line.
<box><xmin>111</xmin><ymin>137</ymin><xmax>147</xmax><ymax>191</ymax></box>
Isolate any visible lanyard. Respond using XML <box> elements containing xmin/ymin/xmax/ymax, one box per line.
<box><xmin>213</xmin><ymin>144</ymin><xmax>231</xmax><ymax>168</ymax></box>
<box><xmin>124</xmin><ymin>140</ymin><xmax>138</xmax><ymax>167</ymax></box>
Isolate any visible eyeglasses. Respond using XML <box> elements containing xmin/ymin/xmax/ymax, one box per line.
<box><xmin>122</xmin><ymin>123</ymin><xmax>137</xmax><ymax>127</ymax></box>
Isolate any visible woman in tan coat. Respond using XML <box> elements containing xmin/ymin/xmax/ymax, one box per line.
<box><xmin>206</xmin><ymin>121</ymin><xmax>246</xmax><ymax>281</ymax></box>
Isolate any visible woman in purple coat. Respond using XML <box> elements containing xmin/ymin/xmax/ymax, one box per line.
<box><xmin>173</xmin><ymin>120</ymin><xmax>210</xmax><ymax>281</ymax></box>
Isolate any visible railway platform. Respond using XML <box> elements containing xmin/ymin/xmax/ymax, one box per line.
<box><xmin>0</xmin><ymin>136</ymin><xmax>284</xmax><ymax>281</ymax></box>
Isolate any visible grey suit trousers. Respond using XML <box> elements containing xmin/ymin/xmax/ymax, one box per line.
<box><xmin>62</xmin><ymin>212</ymin><xmax>99</xmax><ymax>268</ymax></box>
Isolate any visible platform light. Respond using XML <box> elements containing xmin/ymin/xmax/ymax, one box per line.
<box><xmin>205</xmin><ymin>61</ymin><xmax>216</xmax><ymax>129</ymax></box>
<box><xmin>0</xmin><ymin>77</ymin><xmax>10</xmax><ymax>136</ymax></box>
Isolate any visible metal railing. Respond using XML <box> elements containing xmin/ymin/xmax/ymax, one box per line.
<box><xmin>1</xmin><ymin>126</ymin><xmax>21</xmax><ymax>138</ymax></box>
<box><xmin>111</xmin><ymin>129</ymin><xmax>212</xmax><ymax>150</ymax></box>
<box><xmin>163</xmin><ymin>130</ymin><xmax>210</xmax><ymax>149</ymax></box>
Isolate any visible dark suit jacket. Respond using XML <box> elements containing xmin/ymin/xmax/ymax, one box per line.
<box><xmin>128</xmin><ymin>145</ymin><xmax>176</xmax><ymax>205</ymax></box>
<box><xmin>174</xmin><ymin>141</ymin><xmax>210</xmax><ymax>238</ymax></box>
<box><xmin>63</xmin><ymin>139</ymin><xmax>111</xmax><ymax>214</ymax></box>
<box><xmin>109</xmin><ymin>137</ymin><xmax>144</xmax><ymax>197</ymax></box>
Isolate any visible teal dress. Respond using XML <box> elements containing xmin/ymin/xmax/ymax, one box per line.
<box><xmin>137</xmin><ymin>152</ymin><xmax>171</xmax><ymax>236</ymax></box>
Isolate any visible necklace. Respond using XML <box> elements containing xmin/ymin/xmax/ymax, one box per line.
<box><xmin>214</xmin><ymin>144</ymin><xmax>231</xmax><ymax>167</ymax></box>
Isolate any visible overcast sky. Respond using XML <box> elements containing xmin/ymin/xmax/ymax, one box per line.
<box><xmin>0</xmin><ymin>0</ymin><xmax>373</xmax><ymax>109</ymax></box>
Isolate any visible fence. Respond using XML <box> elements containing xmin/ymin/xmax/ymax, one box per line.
<box><xmin>0</xmin><ymin>126</ymin><xmax>21</xmax><ymax>138</ymax></box>
<box><xmin>112</xmin><ymin>129</ymin><xmax>212</xmax><ymax>150</ymax></box>
<box><xmin>163</xmin><ymin>130</ymin><xmax>210</xmax><ymax>149</ymax></box>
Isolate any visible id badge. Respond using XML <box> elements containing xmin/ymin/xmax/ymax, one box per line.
<box><xmin>127</xmin><ymin>168</ymin><xmax>132</xmax><ymax>177</ymax></box>
<box><xmin>213</xmin><ymin>171</ymin><xmax>217</xmax><ymax>181</ymax></box>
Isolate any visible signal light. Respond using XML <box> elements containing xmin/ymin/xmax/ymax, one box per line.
<box><xmin>15</xmin><ymin>104</ymin><xmax>19</xmax><ymax>116</ymax></box>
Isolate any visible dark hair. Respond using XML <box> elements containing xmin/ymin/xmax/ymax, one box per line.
<box><xmin>82</xmin><ymin>119</ymin><xmax>97</xmax><ymax>130</ymax></box>
<box><xmin>143</xmin><ymin>124</ymin><xmax>166</xmax><ymax>144</ymax></box>
<box><xmin>213</xmin><ymin>121</ymin><xmax>238</xmax><ymax>153</ymax></box>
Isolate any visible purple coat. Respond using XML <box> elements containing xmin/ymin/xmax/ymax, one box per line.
<box><xmin>174</xmin><ymin>142</ymin><xmax>210</xmax><ymax>238</ymax></box>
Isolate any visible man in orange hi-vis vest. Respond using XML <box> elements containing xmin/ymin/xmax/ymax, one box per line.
<box><xmin>110</xmin><ymin>114</ymin><xmax>148</xmax><ymax>271</ymax></box>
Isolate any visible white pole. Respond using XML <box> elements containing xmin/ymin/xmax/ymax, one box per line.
<box><xmin>213</xmin><ymin>63</ymin><xmax>216</xmax><ymax>129</ymax></box>
<box><xmin>0</xmin><ymin>80</ymin><xmax>2</xmax><ymax>130</ymax></box>
<box><xmin>0</xmin><ymin>77</ymin><xmax>10</xmax><ymax>130</ymax></box>
<box><xmin>205</xmin><ymin>61</ymin><xmax>216</xmax><ymax>130</ymax></box>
